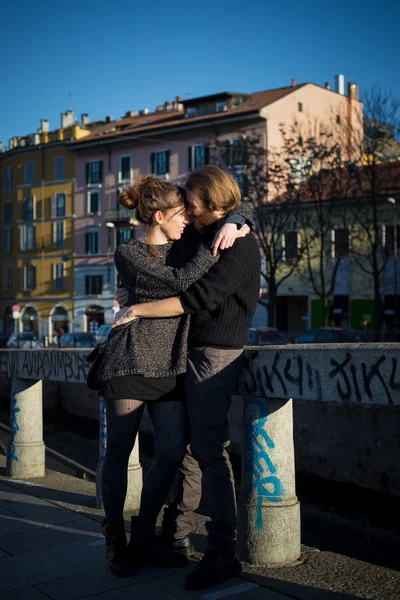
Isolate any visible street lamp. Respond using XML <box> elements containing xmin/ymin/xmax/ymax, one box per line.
<box><xmin>388</xmin><ymin>198</ymin><xmax>397</xmax><ymax>334</ymax></box>
<box><xmin>106</xmin><ymin>222</ymin><xmax>116</xmax><ymax>290</ymax></box>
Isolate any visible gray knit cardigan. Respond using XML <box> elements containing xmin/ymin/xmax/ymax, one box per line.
<box><xmin>97</xmin><ymin>240</ymin><xmax>219</xmax><ymax>380</ymax></box>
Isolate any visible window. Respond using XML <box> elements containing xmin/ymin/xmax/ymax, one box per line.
<box><xmin>85</xmin><ymin>275</ymin><xmax>103</xmax><ymax>295</ymax></box>
<box><xmin>385</xmin><ymin>225</ymin><xmax>400</xmax><ymax>254</ymax></box>
<box><xmin>54</xmin><ymin>156</ymin><xmax>65</xmax><ymax>181</ymax></box>
<box><xmin>25</xmin><ymin>161</ymin><xmax>35</xmax><ymax>185</ymax></box>
<box><xmin>217</xmin><ymin>101</ymin><xmax>228</xmax><ymax>112</ymax></box>
<box><xmin>4</xmin><ymin>202</ymin><xmax>12</xmax><ymax>224</ymax></box>
<box><xmin>22</xmin><ymin>196</ymin><xmax>35</xmax><ymax>220</ymax></box>
<box><xmin>52</xmin><ymin>193</ymin><xmax>66</xmax><ymax>217</ymax></box>
<box><xmin>20</xmin><ymin>225</ymin><xmax>36</xmax><ymax>250</ymax></box>
<box><xmin>3</xmin><ymin>228</ymin><xmax>12</xmax><ymax>252</ymax></box>
<box><xmin>298</xmin><ymin>102</ymin><xmax>303</xmax><ymax>113</ymax></box>
<box><xmin>188</xmin><ymin>145</ymin><xmax>209</xmax><ymax>170</ymax></box>
<box><xmin>85</xmin><ymin>228</ymin><xmax>99</xmax><ymax>254</ymax></box>
<box><xmin>151</xmin><ymin>150</ymin><xmax>170</xmax><ymax>175</ymax></box>
<box><xmin>53</xmin><ymin>221</ymin><xmax>65</xmax><ymax>249</ymax></box>
<box><xmin>86</xmin><ymin>160</ymin><xmax>103</xmax><ymax>184</ymax></box>
<box><xmin>334</xmin><ymin>228</ymin><xmax>350</xmax><ymax>257</ymax></box>
<box><xmin>53</xmin><ymin>263</ymin><xmax>64</xmax><ymax>289</ymax></box>
<box><xmin>186</xmin><ymin>107</ymin><xmax>197</xmax><ymax>118</ymax></box>
<box><xmin>284</xmin><ymin>231</ymin><xmax>299</xmax><ymax>260</ymax></box>
<box><xmin>4</xmin><ymin>165</ymin><xmax>12</xmax><ymax>190</ymax></box>
<box><xmin>228</xmin><ymin>138</ymin><xmax>246</xmax><ymax>167</ymax></box>
<box><xmin>22</xmin><ymin>265</ymin><xmax>36</xmax><ymax>291</ymax></box>
<box><xmin>5</xmin><ymin>267</ymin><xmax>13</xmax><ymax>292</ymax></box>
<box><xmin>88</xmin><ymin>190</ymin><xmax>100</xmax><ymax>215</ymax></box>
<box><xmin>117</xmin><ymin>228</ymin><xmax>135</xmax><ymax>246</ymax></box>
<box><xmin>233</xmin><ymin>171</ymin><xmax>248</xmax><ymax>196</ymax></box>
<box><xmin>119</xmin><ymin>155</ymin><xmax>131</xmax><ymax>182</ymax></box>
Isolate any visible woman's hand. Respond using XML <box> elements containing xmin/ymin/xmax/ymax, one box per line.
<box><xmin>211</xmin><ymin>223</ymin><xmax>251</xmax><ymax>256</ymax></box>
<box><xmin>113</xmin><ymin>306</ymin><xmax>137</xmax><ymax>327</ymax></box>
<box><xmin>115</xmin><ymin>286</ymin><xmax>129</xmax><ymax>308</ymax></box>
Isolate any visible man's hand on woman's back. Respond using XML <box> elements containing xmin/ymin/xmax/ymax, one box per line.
<box><xmin>115</xmin><ymin>285</ymin><xmax>129</xmax><ymax>308</ymax></box>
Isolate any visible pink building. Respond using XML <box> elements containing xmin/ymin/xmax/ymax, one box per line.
<box><xmin>70</xmin><ymin>78</ymin><xmax>363</xmax><ymax>331</ymax></box>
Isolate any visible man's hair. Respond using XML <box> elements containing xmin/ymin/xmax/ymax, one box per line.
<box><xmin>185</xmin><ymin>165</ymin><xmax>241</xmax><ymax>214</ymax></box>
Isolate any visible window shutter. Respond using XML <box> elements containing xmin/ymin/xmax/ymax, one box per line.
<box><xmin>188</xmin><ymin>147</ymin><xmax>193</xmax><ymax>171</ymax></box>
<box><xmin>204</xmin><ymin>145</ymin><xmax>210</xmax><ymax>165</ymax></box>
<box><xmin>33</xmin><ymin>266</ymin><xmax>36</xmax><ymax>290</ymax></box>
<box><xmin>20</xmin><ymin>227</ymin><xmax>24</xmax><ymax>250</ymax></box>
<box><xmin>85</xmin><ymin>233</ymin><xmax>89</xmax><ymax>254</ymax></box>
<box><xmin>32</xmin><ymin>226</ymin><xmax>36</xmax><ymax>248</ymax></box>
<box><xmin>151</xmin><ymin>152</ymin><xmax>155</xmax><ymax>174</ymax></box>
<box><xmin>51</xmin><ymin>194</ymin><xmax>56</xmax><ymax>218</ymax></box>
<box><xmin>85</xmin><ymin>163</ymin><xmax>90</xmax><ymax>184</ymax></box>
<box><xmin>165</xmin><ymin>151</ymin><xmax>170</xmax><ymax>174</ymax></box>
<box><xmin>85</xmin><ymin>276</ymin><xmax>89</xmax><ymax>295</ymax></box>
<box><xmin>99</xmin><ymin>161</ymin><xmax>103</xmax><ymax>183</ymax></box>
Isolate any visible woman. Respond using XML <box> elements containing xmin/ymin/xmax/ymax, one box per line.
<box><xmin>97</xmin><ymin>176</ymin><xmax>247</xmax><ymax>577</ymax></box>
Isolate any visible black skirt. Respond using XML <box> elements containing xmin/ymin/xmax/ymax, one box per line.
<box><xmin>100</xmin><ymin>373</ymin><xmax>185</xmax><ymax>402</ymax></box>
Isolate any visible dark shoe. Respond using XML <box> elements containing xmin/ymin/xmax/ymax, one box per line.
<box><xmin>184</xmin><ymin>549</ymin><xmax>241</xmax><ymax>591</ymax></box>
<box><xmin>129</xmin><ymin>516</ymin><xmax>188</xmax><ymax>568</ymax></box>
<box><xmin>101</xmin><ymin>519</ymin><xmax>136</xmax><ymax>577</ymax></box>
<box><xmin>158</xmin><ymin>533</ymin><xmax>194</xmax><ymax>557</ymax></box>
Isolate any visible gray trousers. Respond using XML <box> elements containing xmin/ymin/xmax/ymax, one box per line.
<box><xmin>163</xmin><ymin>347</ymin><xmax>244</xmax><ymax>553</ymax></box>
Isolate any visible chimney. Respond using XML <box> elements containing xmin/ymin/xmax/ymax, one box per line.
<box><xmin>19</xmin><ymin>139</ymin><xmax>26</xmax><ymax>147</ymax></box>
<box><xmin>61</xmin><ymin>110</ymin><xmax>74</xmax><ymax>128</ymax></box>
<box><xmin>325</xmin><ymin>81</ymin><xmax>330</xmax><ymax>90</ymax></box>
<box><xmin>176</xmin><ymin>95</ymin><xmax>183</xmax><ymax>103</ymax></box>
<box><xmin>156</xmin><ymin>105</ymin><xmax>163</xmax><ymax>112</ymax></box>
<box><xmin>348</xmin><ymin>82</ymin><xmax>358</xmax><ymax>101</ymax></box>
<box><xmin>40</xmin><ymin>119</ymin><xmax>49</xmax><ymax>133</ymax></box>
<box><xmin>164</xmin><ymin>100</ymin><xmax>172</xmax><ymax>111</ymax></box>
<box><xmin>81</xmin><ymin>113</ymin><xmax>90</xmax><ymax>125</ymax></box>
<box><xmin>105</xmin><ymin>115</ymin><xmax>112</xmax><ymax>123</ymax></box>
<box><xmin>124</xmin><ymin>110</ymin><xmax>137</xmax><ymax>117</ymax></box>
<box><xmin>139</xmin><ymin>108</ymin><xmax>149</xmax><ymax>115</ymax></box>
<box><xmin>0</xmin><ymin>141</ymin><xmax>2</xmax><ymax>153</ymax></box>
<box><xmin>335</xmin><ymin>74</ymin><xmax>345</xmax><ymax>95</ymax></box>
<box><xmin>291</xmin><ymin>78</ymin><xmax>296</xmax><ymax>87</ymax></box>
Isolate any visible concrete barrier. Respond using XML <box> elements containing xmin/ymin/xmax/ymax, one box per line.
<box><xmin>1</xmin><ymin>344</ymin><xmax>399</xmax><ymax>566</ymax></box>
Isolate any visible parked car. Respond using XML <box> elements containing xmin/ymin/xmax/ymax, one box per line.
<box><xmin>247</xmin><ymin>327</ymin><xmax>289</xmax><ymax>346</ymax></box>
<box><xmin>6</xmin><ymin>332</ymin><xmax>44</xmax><ymax>349</ymax></box>
<box><xmin>59</xmin><ymin>333</ymin><xmax>96</xmax><ymax>348</ymax></box>
<box><xmin>295</xmin><ymin>328</ymin><xmax>364</xmax><ymax>344</ymax></box>
<box><xmin>95</xmin><ymin>324</ymin><xmax>112</xmax><ymax>346</ymax></box>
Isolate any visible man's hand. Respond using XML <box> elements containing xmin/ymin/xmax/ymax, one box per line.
<box><xmin>211</xmin><ymin>223</ymin><xmax>251</xmax><ymax>256</ymax></box>
<box><xmin>113</xmin><ymin>306</ymin><xmax>137</xmax><ymax>327</ymax></box>
<box><xmin>115</xmin><ymin>286</ymin><xmax>129</xmax><ymax>308</ymax></box>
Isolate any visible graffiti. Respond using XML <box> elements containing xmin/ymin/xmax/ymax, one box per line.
<box><xmin>8</xmin><ymin>393</ymin><xmax>20</xmax><ymax>464</ymax></box>
<box><xmin>242</xmin><ymin>350</ymin><xmax>400</xmax><ymax>405</ymax></box>
<box><xmin>0</xmin><ymin>350</ymin><xmax>89</xmax><ymax>383</ymax></box>
<box><xmin>244</xmin><ymin>397</ymin><xmax>284</xmax><ymax>530</ymax></box>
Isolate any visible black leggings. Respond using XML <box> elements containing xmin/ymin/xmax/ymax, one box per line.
<box><xmin>101</xmin><ymin>399</ymin><xmax>189</xmax><ymax>525</ymax></box>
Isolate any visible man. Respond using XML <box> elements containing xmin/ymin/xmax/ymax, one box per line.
<box><xmin>115</xmin><ymin>165</ymin><xmax>261</xmax><ymax>590</ymax></box>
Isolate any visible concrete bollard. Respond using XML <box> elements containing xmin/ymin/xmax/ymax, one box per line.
<box><xmin>96</xmin><ymin>395</ymin><xmax>143</xmax><ymax>511</ymax></box>
<box><xmin>7</xmin><ymin>378</ymin><xmax>45</xmax><ymax>479</ymax></box>
<box><xmin>238</xmin><ymin>396</ymin><xmax>301</xmax><ymax>565</ymax></box>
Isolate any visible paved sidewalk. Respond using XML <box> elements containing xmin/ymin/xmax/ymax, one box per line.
<box><xmin>0</xmin><ymin>461</ymin><xmax>399</xmax><ymax>600</ymax></box>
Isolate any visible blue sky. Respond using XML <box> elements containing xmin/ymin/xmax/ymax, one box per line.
<box><xmin>1</xmin><ymin>0</ymin><xmax>399</xmax><ymax>145</ymax></box>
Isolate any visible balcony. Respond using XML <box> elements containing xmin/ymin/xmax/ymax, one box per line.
<box><xmin>105</xmin><ymin>207</ymin><xmax>134</xmax><ymax>223</ymax></box>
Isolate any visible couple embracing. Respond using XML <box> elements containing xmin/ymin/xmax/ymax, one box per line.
<box><xmin>94</xmin><ymin>165</ymin><xmax>261</xmax><ymax>591</ymax></box>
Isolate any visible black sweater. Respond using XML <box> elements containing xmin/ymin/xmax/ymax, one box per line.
<box><xmin>170</xmin><ymin>224</ymin><xmax>261</xmax><ymax>348</ymax></box>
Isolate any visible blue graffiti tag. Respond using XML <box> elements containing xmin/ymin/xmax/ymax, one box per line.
<box><xmin>245</xmin><ymin>397</ymin><xmax>284</xmax><ymax>529</ymax></box>
<box><xmin>99</xmin><ymin>396</ymin><xmax>107</xmax><ymax>466</ymax></box>
<box><xmin>8</xmin><ymin>394</ymin><xmax>21</xmax><ymax>463</ymax></box>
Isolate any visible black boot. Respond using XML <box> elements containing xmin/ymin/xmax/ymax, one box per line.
<box><xmin>129</xmin><ymin>516</ymin><xmax>188</xmax><ymax>568</ymax></box>
<box><xmin>184</xmin><ymin>549</ymin><xmax>241</xmax><ymax>590</ymax></box>
<box><xmin>101</xmin><ymin>519</ymin><xmax>136</xmax><ymax>577</ymax></box>
<box><xmin>158</xmin><ymin>532</ymin><xmax>194</xmax><ymax>557</ymax></box>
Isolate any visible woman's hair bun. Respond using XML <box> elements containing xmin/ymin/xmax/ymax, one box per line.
<box><xmin>119</xmin><ymin>187</ymin><xmax>139</xmax><ymax>210</ymax></box>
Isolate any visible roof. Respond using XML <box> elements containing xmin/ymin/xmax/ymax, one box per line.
<box><xmin>69</xmin><ymin>84</ymin><xmax>307</xmax><ymax>148</ymax></box>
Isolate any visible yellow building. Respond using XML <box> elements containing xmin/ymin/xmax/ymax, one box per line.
<box><xmin>0</xmin><ymin>112</ymin><xmax>99</xmax><ymax>341</ymax></box>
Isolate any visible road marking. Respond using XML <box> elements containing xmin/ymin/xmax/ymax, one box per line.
<box><xmin>87</xmin><ymin>539</ymin><xmax>106</xmax><ymax>547</ymax></box>
<box><xmin>202</xmin><ymin>581</ymin><xmax>259</xmax><ymax>599</ymax></box>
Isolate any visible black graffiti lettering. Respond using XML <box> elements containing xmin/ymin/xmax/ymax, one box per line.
<box><xmin>77</xmin><ymin>353</ymin><xmax>88</xmax><ymax>381</ymax></box>
<box><xmin>350</xmin><ymin>364</ymin><xmax>362</xmax><ymax>401</ymax></box>
<box><xmin>389</xmin><ymin>358</ymin><xmax>400</xmax><ymax>392</ymax></box>
<box><xmin>362</xmin><ymin>355</ymin><xmax>393</xmax><ymax>405</ymax></box>
<box><xmin>243</xmin><ymin>351</ymin><xmax>260</xmax><ymax>394</ymax></box>
<box><xmin>315</xmin><ymin>369</ymin><xmax>323</xmax><ymax>401</ymax></box>
<box><xmin>284</xmin><ymin>356</ymin><xmax>304</xmax><ymax>396</ymax></box>
<box><xmin>42</xmin><ymin>353</ymin><xmax>50</xmax><ymax>379</ymax></box>
<box><xmin>329</xmin><ymin>353</ymin><xmax>352</xmax><ymax>401</ymax></box>
<box><xmin>21</xmin><ymin>353</ymin><xmax>32</xmax><ymax>377</ymax></box>
<box><xmin>262</xmin><ymin>352</ymin><xmax>288</xmax><ymax>395</ymax></box>
<box><xmin>306</xmin><ymin>362</ymin><xmax>313</xmax><ymax>389</ymax></box>
<box><xmin>64</xmin><ymin>353</ymin><xmax>73</xmax><ymax>381</ymax></box>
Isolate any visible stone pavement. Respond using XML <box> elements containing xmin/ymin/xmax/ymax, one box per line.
<box><xmin>0</xmin><ymin>458</ymin><xmax>399</xmax><ymax>600</ymax></box>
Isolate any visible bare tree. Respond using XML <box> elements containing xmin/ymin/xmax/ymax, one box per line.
<box><xmin>348</xmin><ymin>86</ymin><xmax>400</xmax><ymax>337</ymax></box>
